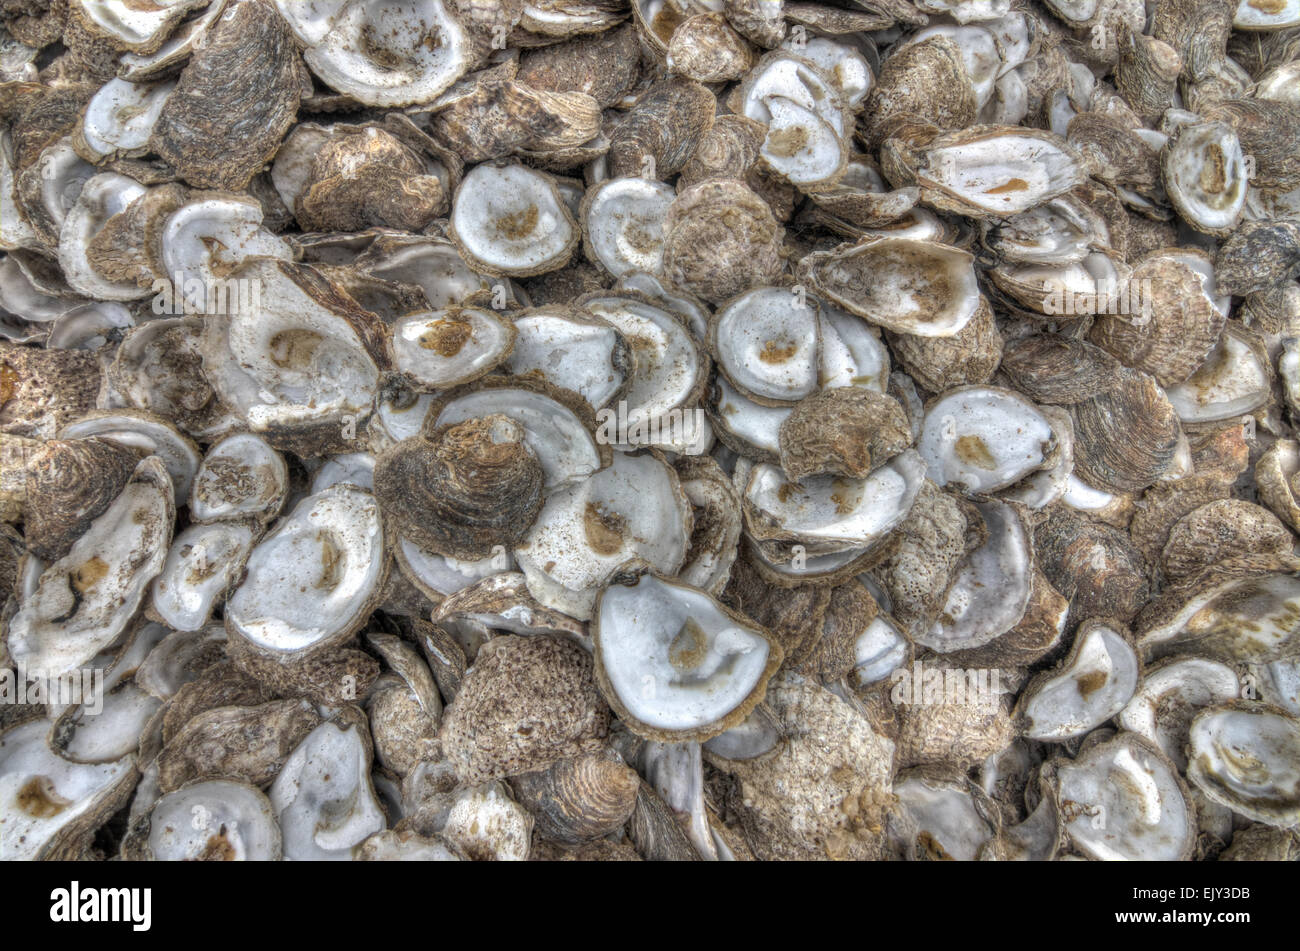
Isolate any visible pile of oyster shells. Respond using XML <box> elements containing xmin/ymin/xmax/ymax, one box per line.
<box><xmin>1</xmin><ymin>0</ymin><xmax>1299</xmax><ymax>862</ymax></box>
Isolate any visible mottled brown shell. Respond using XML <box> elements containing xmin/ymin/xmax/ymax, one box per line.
<box><xmin>440</xmin><ymin>634</ymin><xmax>611</xmax><ymax>785</ymax></box>
<box><xmin>998</xmin><ymin>333</ymin><xmax>1124</xmax><ymax>406</ymax></box>
<box><xmin>778</xmin><ymin>386</ymin><xmax>912</xmax><ymax>481</ymax></box>
<box><xmin>723</xmin><ymin>556</ymin><xmax>831</xmax><ymax>670</ymax></box>
<box><xmin>509</xmin><ymin>748</ymin><xmax>639</xmax><ymax>844</ymax></box>
<box><xmin>156</xmin><ymin>699</ymin><xmax>323</xmax><ymax>793</ymax></box>
<box><xmin>1129</xmin><ymin>473</ymin><xmax>1234</xmax><ymax>564</ymax></box>
<box><xmin>1162</xmin><ymin>499</ymin><xmax>1300</xmax><ymax>584</ymax></box>
<box><xmin>1214</xmin><ymin>219</ymin><xmax>1300</xmax><ymax>298</ymax></box>
<box><xmin>1113</xmin><ymin>27</ymin><xmax>1183</xmax><ymax>126</ymax></box>
<box><xmin>148</xmin><ymin>0</ymin><xmax>307</xmax><ymax>191</ymax></box>
<box><xmin>1203</xmin><ymin>98</ymin><xmax>1300</xmax><ymax>192</ymax></box>
<box><xmin>887</xmin><ymin>295</ymin><xmax>1003</xmax><ymax>394</ymax></box>
<box><xmin>860</xmin><ymin>36</ymin><xmax>977</xmax><ymax>151</ymax></box>
<box><xmin>1072</xmin><ymin>368</ymin><xmax>1182</xmax><ymax>493</ymax></box>
<box><xmin>660</xmin><ymin>178</ymin><xmax>784</xmax><ymax>304</ymax></box>
<box><xmin>296</xmin><ymin>128</ymin><xmax>445</xmax><ymax>232</ymax></box>
<box><xmin>608</xmin><ymin>77</ymin><xmax>716</xmax><ymax>179</ymax></box>
<box><xmin>1087</xmin><ymin>254</ymin><xmax>1225</xmax><ymax>386</ymax></box>
<box><xmin>430</xmin><ymin>80</ymin><xmax>603</xmax><ymax>163</ymax></box>
<box><xmin>12</xmin><ymin>435</ymin><xmax>143</xmax><ymax>562</ymax></box>
<box><xmin>374</xmin><ymin>415</ymin><xmax>545</xmax><ymax>561</ymax></box>
<box><xmin>677</xmin><ymin>114</ymin><xmax>766</xmax><ymax>190</ymax></box>
<box><xmin>667</xmin><ymin>14</ymin><xmax>754</xmax><ymax>83</ymax></box>
<box><xmin>1034</xmin><ymin>503</ymin><xmax>1152</xmax><ymax>627</ymax></box>
<box><xmin>516</xmin><ymin>23</ymin><xmax>642</xmax><ymax>108</ymax></box>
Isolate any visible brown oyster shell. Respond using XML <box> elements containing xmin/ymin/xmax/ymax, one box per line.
<box><xmin>509</xmin><ymin>747</ymin><xmax>640</xmax><ymax>844</ymax></box>
<box><xmin>374</xmin><ymin>415</ymin><xmax>546</xmax><ymax>562</ymax></box>
<box><xmin>439</xmin><ymin>634</ymin><xmax>611</xmax><ymax>786</ymax></box>
<box><xmin>660</xmin><ymin>178</ymin><xmax>784</xmax><ymax>304</ymax></box>
<box><xmin>608</xmin><ymin>76</ymin><xmax>716</xmax><ymax>179</ymax></box>
<box><xmin>778</xmin><ymin>386</ymin><xmax>912</xmax><ymax>482</ymax></box>
<box><xmin>148</xmin><ymin>0</ymin><xmax>307</xmax><ymax>191</ymax></box>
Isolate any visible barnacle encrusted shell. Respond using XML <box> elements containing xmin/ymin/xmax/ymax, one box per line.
<box><xmin>149</xmin><ymin>0</ymin><xmax>306</xmax><ymax>191</ymax></box>
<box><xmin>440</xmin><ymin>634</ymin><xmax>610</xmax><ymax>785</ymax></box>
<box><xmin>375</xmin><ymin>416</ymin><xmax>545</xmax><ymax>561</ymax></box>
<box><xmin>707</xmin><ymin>674</ymin><xmax>896</xmax><ymax>861</ymax></box>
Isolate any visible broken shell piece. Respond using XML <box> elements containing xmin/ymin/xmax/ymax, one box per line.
<box><xmin>159</xmin><ymin>195</ymin><xmax>292</xmax><ymax>316</ymax></box>
<box><xmin>506</xmin><ymin>307</ymin><xmax>630</xmax><ymax>410</ymax></box>
<box><xmin>1016</xmin><ymin>620</ymin><xmax>1141</xmax><ymax>742</ymax></box>
<box><xmin>918</xmin><ymin>386</ymin><xmax>1055</xmax><ymax>494</ymax></box>
<box><xmin>392</xmin><ymin>308</ymin><xmax>516</xmax><ymax>390</ymax></box>
<box><xmin>150</xmin><ymin>520</ymin><xmax>257</xmax><ymax>632</ymax></box>
<box><xmin>57</xmin><ymin>172</ymin><xmax>149</xmax><ymax>301</ymax></box>
<box><xmin>8</xmin><ymin>455</ymin><xmax>173</xmax><ymax>678</ymax></box>
<box><xmin>797</xmin><ymin>239</ymin><xmax>981</xmax><ymax>337</ymax></box>
<box><xmin>514</xmin><ymin>450</ymin><xmax>691</xmax><ymax>621</ymax></box>
<box><xmin>74</xmin><ymin>78</ymin><xmax>175</xmax><ymax>164</ymax></box>
<box><xmin>890</xmin><ymin>769</ymin><xmax>997</xmax><ymax>860</ymax></box>
<box><xmin>225</xmin><ymin>483</ymin><xmax>384</xmax><ymax>657</ymax></box>
<box><xmin>450</xmin><ymin>162</ymin><xmax>580</xmax><ymax>277</ymax></box>
<box><xmin>138</xmin><ymin>780</ymin><xmax>281</xmax><ymax>861</ymax></box>
<box><xmin>189</xmin><ymin>432</ymin><xmax>288</xmax><ymax>525</ymax></box>
<box><xmin>915</xmin><ymin>499</ymin><xmax>1032</xmax><ymax>654</ymax></box>
<box><xmin>1186</xmin><ymin>702</ymin><xmax>1300</xmax><ymax>827</ymax></box>
<box><xmin>50</xmin><ymin>621</ymin><xmax>167</xmax><ymax>764</ymax></box>
<box><xmin>74</xmin><ymin>0</ymin><xmax>209</xmax><ymax>54</ymax></box>
<box><xmin>438</xmin><ymin>781</ymin><xmax>533</xmax><ymax>861</ymax></box>
<box><xmin>433</xmin><ymin>572</ymin><xmax>590</xmax><ymax>645</ymax></box>
<box><xmin>903</xmin><ymin>126</ymin><xmax>1088</xmax><ymax>219</ymax></box>
<box><xmin>580</xmin><ymin>177</ymin><xmax>675</xmax><ymax>278</ymax></box>
<box><xmin>710</xmin><ymin>286</ymin><xmax>821</xmax><ymax>406</ymax></box>
<box><xmin>1118</xmin><ymin>656</ymin><xmax>1241</xmax><ymax>770</ymax></box>
<box><xmin>593</xmin><ymin>573</ymin><xmax>782</xmax><ymax>742</ymax></box>
<box><xmin>270</xmin><ymin>716</ymin><xmax>386</xmax><ymax>861</ymax></box>
<box><xmin>1049</xmin><ymin>732</ymin><xmax>1195</xmax><ymax>861</ymax></box>
<box><xmin>674</xmin><ymin>455</ymin><xmax>742</xmax><ymax>595</ymax></box>
<box><xmin>1166</xmin><ymin>324</ymin><xmax>1271</xmax><ymax>424</ymax></box>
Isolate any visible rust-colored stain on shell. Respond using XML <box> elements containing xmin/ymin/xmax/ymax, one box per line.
<box><xmin>16</xmin><ymin>776</ymin><xmax>69</xmax><ymax>819</ymax></box>
<box><xmin>419</xmin><ymin>319</ymin><xmax>473</xmax><ymax>357</ymax></box>
<box><xmin>583</xmin><ymin>501</ymin><xmax>627</xmax><ymax>556</ymax></box>
<box><xmin>954</xmin><ymin>435</ymin><xmax>998</xmax><ymax>470</ymax></box>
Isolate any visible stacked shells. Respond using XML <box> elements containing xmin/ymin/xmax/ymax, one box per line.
<box><xmin>1</xmin><ymin>0</ymin><xmax>1300</xmax><ymax>863</ymax></box>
